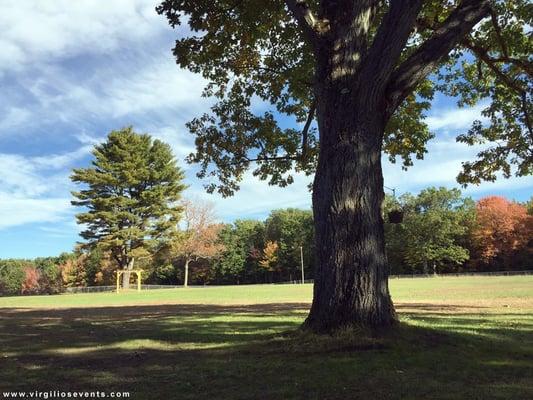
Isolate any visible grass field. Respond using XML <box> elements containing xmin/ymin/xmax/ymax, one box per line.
<box><xmin>1</xmin><ymin>276</ymin><xmax>532</xmax><ymax>399</ymax></box>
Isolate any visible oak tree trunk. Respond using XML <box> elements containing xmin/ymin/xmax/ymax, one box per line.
<box><xmin>304</xmin><ymin>82</ymin><xmax>397</xmax><ymax>332</ymax></box>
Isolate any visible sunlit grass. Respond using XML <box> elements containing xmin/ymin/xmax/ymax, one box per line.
<box><xmin>0</xmin><ymin>275</ymin><xmax>531</xmax><ymax>308</ymax></box>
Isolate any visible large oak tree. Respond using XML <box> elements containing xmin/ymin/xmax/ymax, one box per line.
<box><xmin>157</xmin><ymin>0</ymin><xmax>532</xmax><ymax>332</ymax></box>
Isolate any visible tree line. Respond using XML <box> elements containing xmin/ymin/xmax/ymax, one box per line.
<box><xmin>0</xmin><ymin>129</ymin><xmax>531</xmax><ymax>296</ymax></box>
<box><xmin>1</xmin><ymin>189</ymin><xmax>531</xmax><ymax>296</ymax></box>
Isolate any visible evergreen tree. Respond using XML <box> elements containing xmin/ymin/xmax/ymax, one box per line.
<box><xmin>71</xmin><ymin>127</ymin><xmax>186</xmax><ymax>288</ymax></box>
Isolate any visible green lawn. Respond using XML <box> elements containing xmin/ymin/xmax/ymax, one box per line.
<box><xmin>1</xmin><ymin>276</ymin><xmax>532</xmax><ymax>399</ymax></box>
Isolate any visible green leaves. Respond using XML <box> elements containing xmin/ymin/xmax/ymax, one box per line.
<box><xmin>70</xmin><ymin>127</ymin><xmax>187</xmax><ymax>268</ymax></box>
<box><xmin>158</xmin><ymin>0</ymin><xmax>316</xmax><ymax>196</ymax></box>
<box><xmin>435</xmin><ymin>0</ymin><xmax>533</xmax><ymax>184</ymax></box>
<box><xmin>384</xmin><ymin>187</ymin><xmax>475</xmax><ymax>273</ymax></box>
<box><xmin>158</xmin><ymin>0</ymin><xmax>531</xmax><ymax>194</ymax></box>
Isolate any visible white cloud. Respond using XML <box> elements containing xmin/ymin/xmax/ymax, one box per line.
<box><xmin>186</xmin><ymin>171</ymin><xmax>313</xmax><ymax>221</ymax></box>
<box><xmin>146</xmin><ymin>126</ymin><xmax>196</xmax><ymax>165</ymax></box>
<box><xmin>33</xmin><ymin>145</ymin><xmax>93</xmax><ymax>169</ymax></box>
<box><xmin>0</xmin><ymin>154</ymin><xmax>51</xmax><ymax>197</ymax></box>
<box><xmin>1</xmin><ymin>55</ymin><xmax>208</xmax><ymax>136</ymax></box>
<box><xmin>0</xmin><ymin>195</ymin><xmax>71</xmax><ymax>230</ymax></box>
<box><xmin>0</xmin><ymin>0</ymin><xmax>168</xmax><ymax>75</ymax></box>
<box><xmin>104</xmin><ymin>61</ymin><xmax>208</xmax><ymax>118</ymax></box>
<box><xmin>0</xmin><ymin>142</ymin><xmax>92</xmax><ymax>230</ymax></box>
<box><xmin>426</xmin><ymin>103</ymin><xmax>488</xmax><ymax>131</ymax></box>
<box><xmin>0</xmin><ymin>143</ymin><xmax>90</xmax><ymax>196</ymax></box>
<box><xmin>382</xmin><ymin>136</ymin><xmax>533</xmax><ymax>196</ymax></box>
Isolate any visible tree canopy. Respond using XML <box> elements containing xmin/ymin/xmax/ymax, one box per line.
<box><xmin>157</xmin><ymin>0</ymin><xmax>532</xmax><ymax>194</ymax></box>
<box><xmin>472</xmin><ymin>196</ymin><xmax>533</xmax><ymax>269</ymax></box>
<box><xmin>170</xmin><ymin>199</ymin><xmax>224</xmax><ymax>286</ymax></box>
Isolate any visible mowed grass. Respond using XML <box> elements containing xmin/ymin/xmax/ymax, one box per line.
<box><xmin>1</xmin><ymin>276</ymin><xmax>532</xmax><ymax>399</ymax></box>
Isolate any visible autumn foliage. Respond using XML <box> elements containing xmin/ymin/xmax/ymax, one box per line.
<box><xmin>259</xmin><ymin>241</ymin><xmax>279</xmax><ymax>272</ymax></box>
<box><xmin>21</xmin><ymin>267</ymin><xmax>40</xmax><ymax>294</ymax></box>
<box><xmin>171</xmin><ymin>199</ymin><xmax>225</xmax><ymax>286</ymax></box>
<box><xmin>471</xmin><ymin>196</ymin><xmax>533</xmax><ymax>269</ymax></box>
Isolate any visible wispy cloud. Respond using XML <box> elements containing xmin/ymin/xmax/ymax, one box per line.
<box><xmin>186</xmin><ymin>171</ymin><xmax>313</xmax><ymax>221</ymax></box>
<box><xmin>0</xmin><ymin>141</ymin><xmax>92</xmax><ymax>230</ymax></box>
<box><xmin>0</xmin><ymin>107</ymin><xmax>31</xmax><ymax>131</ymax></box>
<box><xmin>0</xmin><ymin>0</ymin><xmax>166</xmax><ymax>76</ymax></box>
<box><xmin>383</xmin><ymin>136</ymin><xmax>533</xmax><ymax>197</ymax></box>
<box><xmin>0</xmin><ymin>196</ymin><xmax>71</xmax><ymax>230</ymax></box>
<box><xmin>426</xmin><ymin>103</ymin><xmax>488</xmax><ymax>131</ymax></box>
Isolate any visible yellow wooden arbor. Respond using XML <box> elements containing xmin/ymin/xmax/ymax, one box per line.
<box><xmin>116</xmin><ymin>269</ymin><xmax>143</xmax><ymax>293</ymax></box>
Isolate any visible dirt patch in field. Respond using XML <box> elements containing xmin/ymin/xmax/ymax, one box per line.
<box><xmin>0</xmin><ymin>302</ymin><xmax>311</xmax><ymax>321</ymax></box>
<box><xmin>396</xmin><ymin>298</ymin><xmax>533</xmax><ymax>313</ymax></box>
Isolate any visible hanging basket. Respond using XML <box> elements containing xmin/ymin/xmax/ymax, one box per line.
<box><xmin>388</xmin><ymin>209</ymin><xmax>404</xmax><ymax>224</ymax></box>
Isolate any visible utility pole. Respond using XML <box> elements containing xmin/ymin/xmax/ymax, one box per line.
<box><xmin>300</xmin><ymin>246</ymin><xmax>305</xmax><ymax>284</ymax></box>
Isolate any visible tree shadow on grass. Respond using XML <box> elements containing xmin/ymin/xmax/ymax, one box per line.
<box><xmin>0</xmin><ymin>302</ymin><xmax>532</xmax><ymax>399</ymax></box>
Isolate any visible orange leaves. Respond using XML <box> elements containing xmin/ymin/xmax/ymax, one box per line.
<box><xmin>259</xmin><ymin>240</ymin><xmax>279</xmax><ymax>271</ymax></box>
<box><xmin>472</xmin><ymin>196</ymin><xmax>533</xmax><ymax>265</ymax></box>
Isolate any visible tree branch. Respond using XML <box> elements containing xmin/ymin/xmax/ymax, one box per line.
<box><xmin>301</xmin><ymin>100</ymin><xmax>316</xmax><ymax>160</ymax></box>
<box><xmin>462</xmin><ymin>40</ymin><xmax>527</xmax><ymax>95</ymax></box>
<box><xmin>462</xmin><ymin>39</ymin><xmax>532</xmax><ymax>137</ymax></box>
<box><xmin>386</xmin><ymin>0</ymin><xmax>491</xmax><ymax>115</ymax></box>
<box><xmin>489</xmin><ymin>7</ymin><xmax>509</xmax><ymax>60</ymax></box>
<box><xmin>230</xmin><ymin>155</ymin><xmax>299</xmax><ymax>166</ymax></box>
<box><xmin>285</xmin><ymin>0</ymin><xmax>324</xmax><ymax>46</ymax></box>
<box><xmin>358</xmin><ymin>0</ymin><xmax>424</xmax><ymax>96</ymax></box>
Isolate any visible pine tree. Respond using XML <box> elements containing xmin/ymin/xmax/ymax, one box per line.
<box><xmin>71</xmin><ymin>127</ymin><xmax>187</xmax><ymax>288</ymax></box>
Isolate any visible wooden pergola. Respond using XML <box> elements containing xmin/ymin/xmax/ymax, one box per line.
<box><xmin>116</xmin><ymin>269</ymin><xmax>143</xmax><ymax>293</ymax></box>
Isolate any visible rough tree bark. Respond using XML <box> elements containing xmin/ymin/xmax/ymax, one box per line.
<box><xmin>292</xmin><ymin>0</ymin><xmax>491</xmax><ymax>332</ymax></box>
<box><xmin>305</xmin><ymin>82</ymin><xmax>396</xmax><ymax>331</ymax></box>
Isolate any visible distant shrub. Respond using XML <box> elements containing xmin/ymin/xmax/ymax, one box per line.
<box><xmin>35</xmin><ymin>258</ymin><xmax>64</xmax><ymax>294</ymax></box>
<box><xmin>0</xmin><ymin>260</ymin><xmax>26</xmax><ymax>296</ymax></box>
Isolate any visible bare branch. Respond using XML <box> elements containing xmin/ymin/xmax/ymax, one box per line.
<box><xmin>386</xmin><ymin>0</ymin><xmax>491</xmax><ymax>115</ymax></box>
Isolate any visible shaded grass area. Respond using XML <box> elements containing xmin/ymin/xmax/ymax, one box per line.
<box><xmin>1</xmin><ymin>305</ymin><xmax>532</xmax><ymax>399</ymax></box>
<box><xmin>1</xmin><ymin>277</ymin><xmax>532</xmax><ymax>399</ymax></box>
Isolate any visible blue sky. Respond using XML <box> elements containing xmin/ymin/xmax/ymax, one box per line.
<box><xmin>0</xmin><ymin>0</ymin><xmax>531</xmax><ymax>259</ymax></box>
